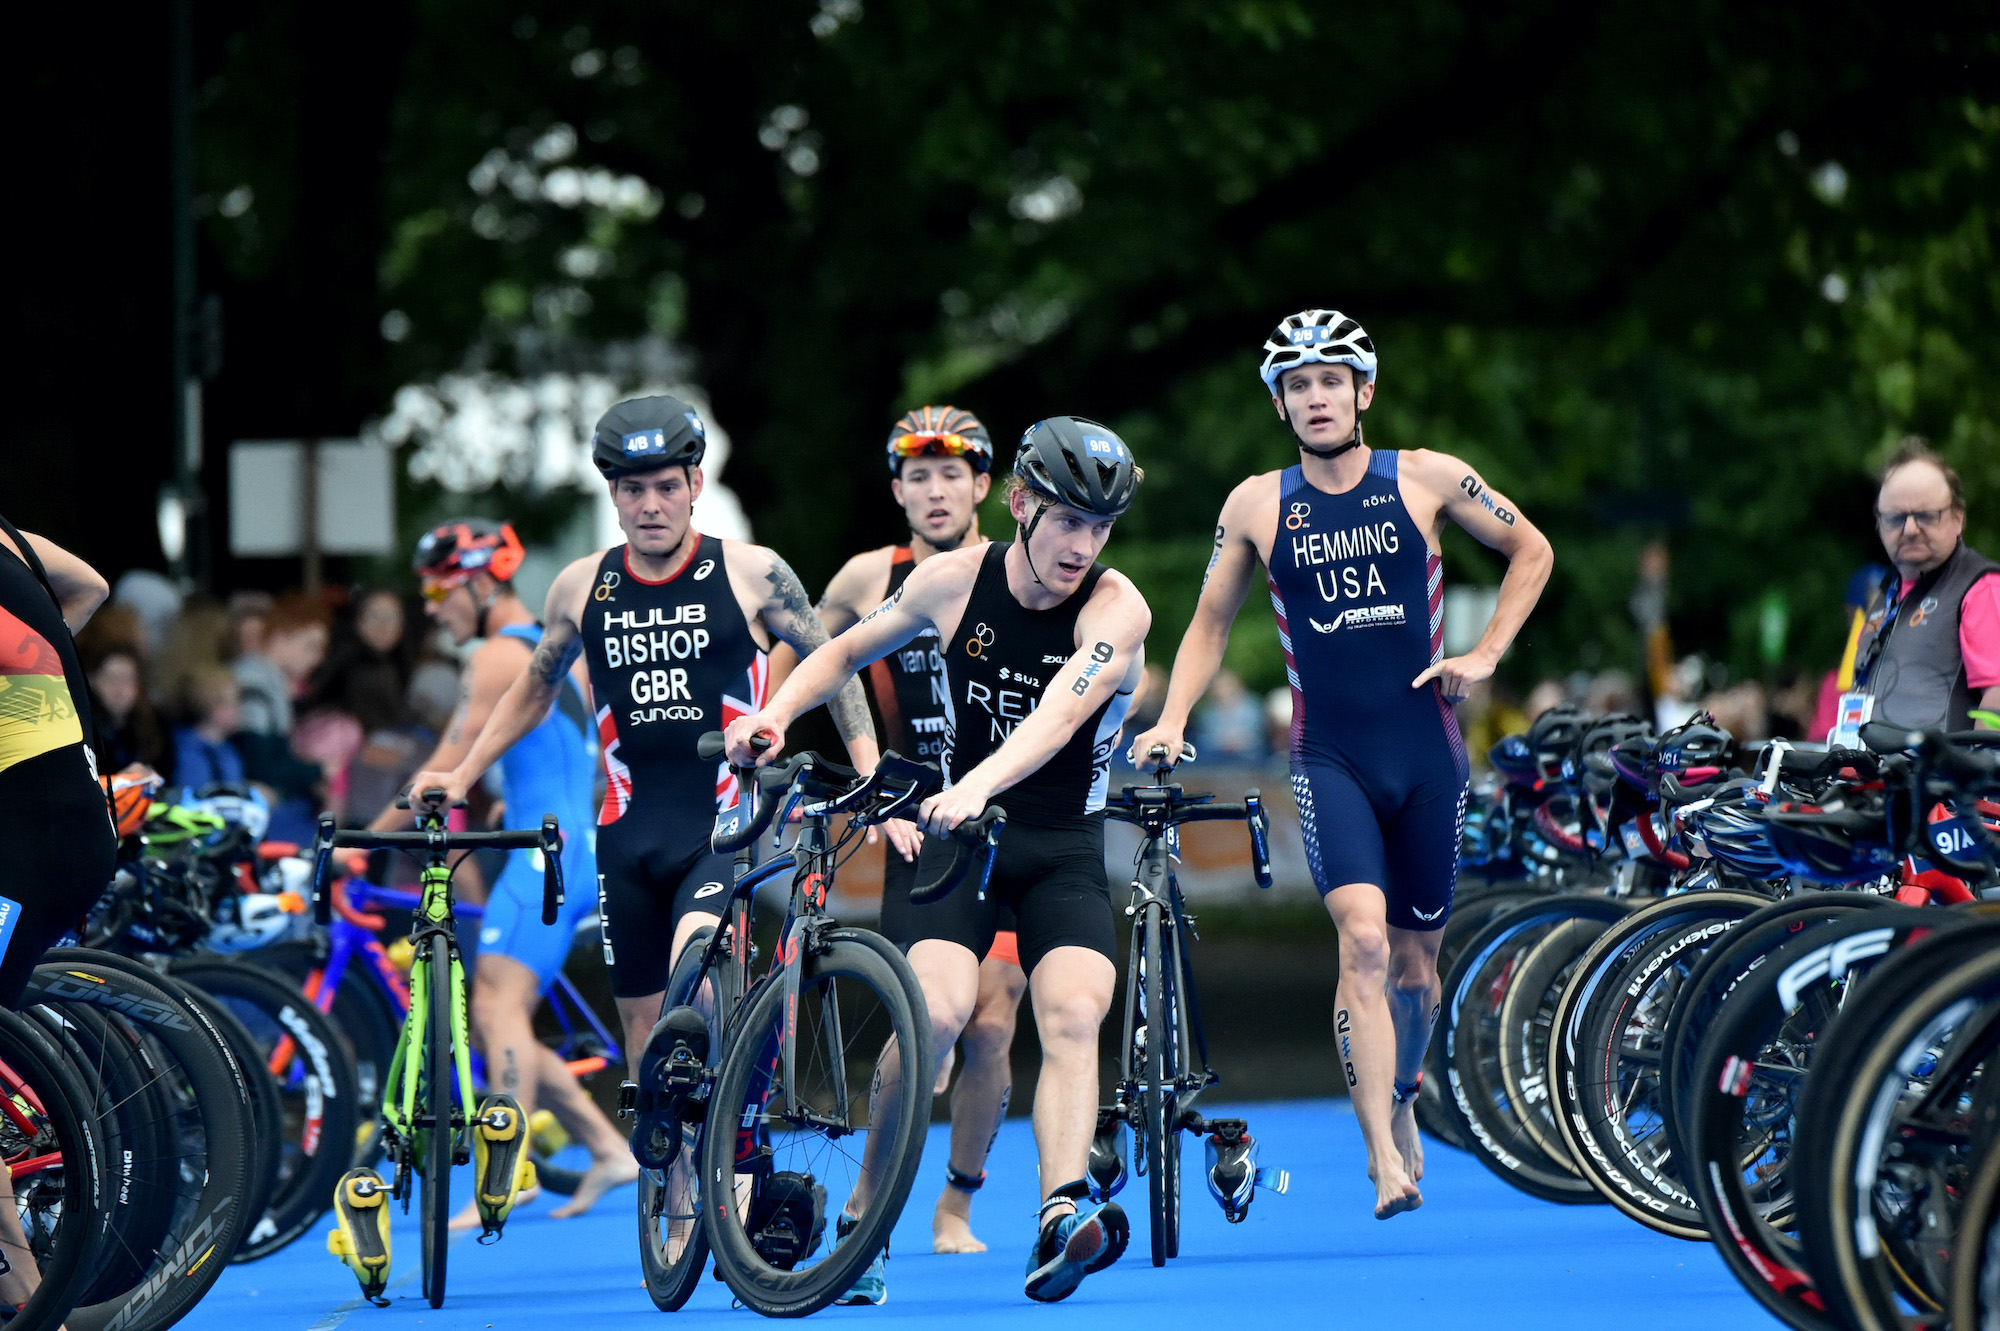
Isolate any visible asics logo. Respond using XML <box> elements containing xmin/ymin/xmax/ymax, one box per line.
<box><xmin>693</xmin><ymin>559</ymin><xmax>715</xmax><ymax>580</ymax></box>
<box><xmin>693</xmin><ymin>882</ymin><xmax>726</xmax><ymax>899</ymax></box>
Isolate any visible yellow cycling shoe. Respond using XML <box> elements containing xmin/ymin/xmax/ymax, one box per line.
<box><xmin>529</xmin><ymin>1107</ymin><xmax>570</xmax><ymax>1157</ymax></box>
<box><xmin>326</xmin><ymin>1168</ymin><xmax>392</xmax><ymax>1305</ymax></box>
<box><xmin>472</xmin><ymin>1094</ymin><xmax>538</xmax><ymax>1237</ymax></box>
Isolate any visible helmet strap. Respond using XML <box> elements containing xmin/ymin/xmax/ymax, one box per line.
<box><xmin>1019</xmin><ymin>501</ymin><xmax>1051</xmax><ymax>588</ymax></box>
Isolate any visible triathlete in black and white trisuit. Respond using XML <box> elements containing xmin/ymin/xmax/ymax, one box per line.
<box><xmin>411</xmin><ymin>393</ymin><xmax>880</xmax><ymax>1077</ymax></box>
<box><xmin>1131</xmin><ymin>309</ymin><xmax>1553</xmax><ymax>1222</ymax></box>
<box><xmin>726</xmin><ymin>415</ymin><xmax>1150</xmax><ymax>1305</ymax></box>
<box><xmin>800</xmin><ymin>406</ymin><xmax>1025</xmax><ymax>1267</ymax></box>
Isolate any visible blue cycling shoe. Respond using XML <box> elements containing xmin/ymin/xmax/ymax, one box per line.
<box><xmin>1024</xmin><ymin>1183</ymin><xmax>1127</xmax><ymax>1303</ymax></box>
<box><xmin>833</xmin><ymin>1215</ymin><xmax>887</xmax><ymax>1305</ymax></box>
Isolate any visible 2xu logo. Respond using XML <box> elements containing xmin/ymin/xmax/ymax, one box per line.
<box><xmin>1774</xmin><ymin>925</ymin><xmax>1896</xmax><ymax>1015</ymax></box>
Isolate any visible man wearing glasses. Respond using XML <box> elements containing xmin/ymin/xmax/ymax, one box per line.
<box><xmin>1846</xmin><ymin>437</ymin><xmax>2000</xmax><ymax>735</ymax></box>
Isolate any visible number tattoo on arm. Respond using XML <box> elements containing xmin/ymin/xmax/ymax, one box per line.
<box><xmin>1070</xmin><ymin>641</ymin><xmax>1118</xmax><ymax>697</ymax></box>
<box><xmin>1458</xmin><ymin>473</ymin><xmax>1517</xmax><ymax>527</ymax></box>
<box><xmin>1201</xmin><ymin>524</ymin><xmax>1225</xmax><ymax>591</ymax></box>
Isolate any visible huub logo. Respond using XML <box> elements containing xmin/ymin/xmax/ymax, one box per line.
<box><xmin>594</xmin><ymin>570</ymin><xmax>621</xmax><ymax>602</ymax></box>
<box><xmin>965</xmin><ymin>623</ymin><xmax>995</xmax><ymax>657</ymax></box>
<box><xmin>1285</xmin><ymin>501</ymin><xmax>1311</xmax><ymax>531</ymax></box>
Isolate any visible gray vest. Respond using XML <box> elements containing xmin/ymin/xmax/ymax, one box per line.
<box><xmin>1856</xmin><ymin>541</ymin><xmax>2000</xmax><ymax>731</ymax></box>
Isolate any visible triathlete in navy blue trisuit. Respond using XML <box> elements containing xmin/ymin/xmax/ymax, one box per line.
<box><xmin>1132</xmin><ymin>310</ymin><xmax>1552</xmax><ymax>1222</ymax></box>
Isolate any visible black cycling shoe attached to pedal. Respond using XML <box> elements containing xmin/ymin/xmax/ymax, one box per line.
<box><xmin>746</xmin><ymin>1171</ymin><xmax>827</xmax><ymax>1270</ymax></box>
<box><xmin>630</xmin><ymin>1004</ymin><xmax>710</xmax><ymax>1169</ymax></box>
<box><xmin>945</xmin><ymin>1164</ymin><xmax>985</xmax><ymax>1193</ymax></box>
<box><xmin>1086</xmin><ymin>1106</ymin><xmax>1127</xmax><ymax>1201</ymax></box>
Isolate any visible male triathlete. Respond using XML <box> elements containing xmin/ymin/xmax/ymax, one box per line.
<box><xmin>409</xmin><ymin>395</ymin><xmax>878</xmax><ymax>1081</ymax></box>
<box><xmin>725</xmin><ymin>416</ymin><xmax>1150</xmax><ymax>1303</ymax></box>
<box><xmin>368</xmin><ymin>519</ymin><xmax>635</xmax><ymax>1221</ymax></box>
<box><xmin>1130</xmin><ymin>310</ymin><xmax>1553</xmax><ymax>1220</ymax></box>
<box><xmin>808</xmin><ymin>406</ymin><xmax>1027</xmax><ymax>1259</ymax></box>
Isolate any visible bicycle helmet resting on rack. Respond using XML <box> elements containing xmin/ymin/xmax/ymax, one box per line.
<box><xmin>1527</xmin><ymin>703</ymin><xmax>1589</xmax><ymax>785</ymax></box>
<box><xmin>1764</xmin><ymin>792</ymin><xmax>1902</xmax><ymax>885</ymax></box>
<box><xmin>591</xmin><ymin>394</ymin><xmax>708</xmax><ymax>479</ymax></box>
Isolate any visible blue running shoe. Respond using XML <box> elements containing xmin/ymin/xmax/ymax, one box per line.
<box><xmin>833</xmin><ymin>1215</ymin><xmax>887</xmax><ymax>1306</ymax></box>
<box><xmin>1024</xmin><ymin>1198</ymin><xmax>1128</xmax><ymax>1303</ymax></box>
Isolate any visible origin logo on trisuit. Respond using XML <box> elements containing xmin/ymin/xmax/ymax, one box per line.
<box><xmin>1308</xmin><ymin>603</ymin><xmax>1406</xmax><ymax>632</ymax></box>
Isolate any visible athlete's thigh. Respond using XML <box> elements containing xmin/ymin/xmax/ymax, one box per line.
<box><xmin>1380</xmin><ymin>773</ymin><xmax>1467</xmax><ymax>932</ymax></box>
<box><xmin>593</xmin><ymin>820</ymin><xmax>686</xmax><ymax>999</ymax></box>
<box><xmin>1008</xmin><ymin>823</ymin><xmax>1115</xmax><ymax>978</ymax></box>
<box><xmin>1291</xmin><ymin>759</ymin><xmax>1390</xmax><ymax>899</ymax></box>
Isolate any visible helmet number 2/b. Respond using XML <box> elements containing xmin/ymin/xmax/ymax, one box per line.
<box><xmin>1069</xmin><ymin>642</ymin><xmax>1116</xmax><ymax>697</ymax></box>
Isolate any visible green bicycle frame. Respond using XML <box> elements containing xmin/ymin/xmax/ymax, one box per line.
<box><xmin>380</xmin><ymin>860</ymin><xmax>476</xmax><ymax>1150</ymax></box>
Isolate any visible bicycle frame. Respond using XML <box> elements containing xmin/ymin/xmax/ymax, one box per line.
<box><xmin>378</xmin><ymin>858</ymin><xmax>476</xmax><ymax>1176</ymax></box>
<box><xmin>1116</xmin><ymin>820</ymin><xmax>1220</xmax><ymax>1134</ymax></box>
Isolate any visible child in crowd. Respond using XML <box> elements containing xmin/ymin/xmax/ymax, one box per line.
<box><xmin>173</xmin><ymin>666</ymin><xmax>246</xmax><ymax>793</ymax></box>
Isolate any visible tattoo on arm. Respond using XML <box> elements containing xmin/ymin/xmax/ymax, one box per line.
<box><xmin>530</xmin><ymin>619</ymin><xmax>584</xmax><ymax>688</ymax></box>
<box><xmin>1458</xmin><ymin>473</ymin><xmax>1517</xmax><ymax>527</ymax></box>
<box><xmin>1070</xmin><ymin>641</ymin><xmax>1118</xmax><ymax>697</ymax></box>
<box><xmin>766</xmin><ymin>556</ymin><xmax>876</xmax><ymax>745</ymax></box>
<box><xmin>857</xmin><ymin>584</ymin><xmax>905</xmax><ymax>627</ymax></box>
<box><xmin>1201</xmin><ymin>524</ymin><xmax>1225</xmax><ymax>591</ymax></box>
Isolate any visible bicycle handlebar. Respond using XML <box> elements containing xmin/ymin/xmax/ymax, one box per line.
<box><xmin>909</xmin><ymin>807</ymin><xmax>1008</xmax><ymax>905</ymax></box>
<box><xmin>310</xmin><ymin>815</ymin><xmax>564</xmax><ymax>926</ymax></box>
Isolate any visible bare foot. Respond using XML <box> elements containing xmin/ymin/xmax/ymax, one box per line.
<box><xmin>448</xmin><ymin>1185</ymin><xmax>541</xmax><ymax>1231</ymax></box>
<box><xmin>1391</xmin><ymin>1100</ymin><xmax>1425</xmax><ymax>1183</ymax></box>
<box><xmin>550</xmin><ymin>1156</ymin><xmax>641</xmax><ymax>1219</ymax></box>
<box><xmin>1368</xmin><ymin>1159</ymin><xmax>1422</xmax><ymax>1220</ymax></box>
<box><xmin>931</xmin><ymin>1188</ymin><xmax>986</xmax><ymax>1253</ymax></box>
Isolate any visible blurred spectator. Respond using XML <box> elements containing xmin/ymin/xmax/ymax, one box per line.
<box><xmin>173</xmin><ymin>666</ymin><xmax>246</xmax><ymax>792</ymax></box>
<box><xmin>1703</xmin><ymin>680</ymin><xmax>1770</xmax><ymax>741</ymax></box>
<box><xmin>110</xmin><ymin>570</ymin><xmax>182</xmax><ymax>658</ymax></box>
<box><xmin>309</xmin><ymin>589</ymin><xmax>414</xmax><ymax>734</ymax></box>
<box><xmin>1191</xmin><ymin>668</ymin><xmax>1266</xmax><ymax>764</ymax></box>
<box><xmin>1524</xmin><ymin>677</ymin><xmax>1566</xmax><ymax>723</ymax></box>
<box><xmin>233</xmin><ymin>592</ymin><xmax>330</xmax><ymax>736</ymax></box>
<box><xmin>151</xmin><ymin>600</ymin><xmax>233</xmax><ymax>716</ymax></box>
<box><xmin>293</xmin><ymin>709</ymin><xmax>365</xmax><ymax>820</ymax></box>
<box><xmin>85</xmin><ymin>644</ymin><xmax>171</xmax><ymax>775</ymax></box>
<box><xmin>348</xmin><ymin>658</ymin><xmax>467</xmax><ymax>824</ymax></box>
<box><xmin>1584</xmin><ymin>669</ymin><xmax>1640</xmax><ymax>718</ymax></box>
<box><xmin>1265</xmin><ymin>686</ymin><xmax>1294</xmax><ymax>755</ymax></box>
<box><xmin>1808</xmin><ymin>565</ymin><xmax>1892</xmax><ymax>740</ymax></box>
<box><xmin>227</xmin><ymin>590</ymin><xmax>273</xmax><ymax>661</ymax></box>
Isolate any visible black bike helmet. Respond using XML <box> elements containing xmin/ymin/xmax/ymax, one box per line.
<box><xmin>1574</xmin><ymin>714</ymin><xmax>1653</xmax><ymax>795</ymax></box>
<box><xmin>1527</xmin><ymin>704</ymin><xmax>1590</xmax><ymax>785</ymax></box>
<box><xmin>1488</xmin><ymin>733</ymin><xmax>1539</xmax><ymax>786</ymax></box>
<box><xmin>591</xmin><ymin>394</ymin><xmax>708</xmax><ymax>479</ymax></box>
<box><xmin>1765</xmin><ymin>792</ymin><xmax>1902</xmax><ymax>885</ymax></box>
<box><xmin>1013</xmin><ymin>416</ymin><xmax>1142</xmax><ymax>520</ymax></box>
<box><xmin>1654</xmin><ymin>714</ymin><xmax>1733</xmax><ymax>783</ymax></box>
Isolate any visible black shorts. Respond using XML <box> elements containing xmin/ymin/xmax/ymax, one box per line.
<box><xmin>888</xmin><ymin>815</ymin><xmax>1111</xmax><ymax>976</ymax></box>
<box><xmin>0</xmin><ymin>746</ymin><xmax>117</xmax><ymax>1007</ymax></box>
<box><xmin>594</xmin><ymin>814</ymin><xmax>733</xmax><ymax>998</ymax></box>
<box><xmin>878</xmin><ymin>846</ymin><xmax>1019</xmax><ymax>964</ymax></box>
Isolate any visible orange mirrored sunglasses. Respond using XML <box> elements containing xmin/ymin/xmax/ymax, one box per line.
<box><xmin>889</xmin><ymin>431</ymin><xmax>981</xmax><ymax>459</ymax></box>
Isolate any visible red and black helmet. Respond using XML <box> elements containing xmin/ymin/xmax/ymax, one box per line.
<box><xmin>412</xmin><ymin>519</ymin><xmax>525</xmax><ymax>589</ymax></box>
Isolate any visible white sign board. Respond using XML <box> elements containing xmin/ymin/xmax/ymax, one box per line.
<box><xmin>229</xmin><ymin>439</ymin><xmax>396</xmax><ymax>556</ymax></box>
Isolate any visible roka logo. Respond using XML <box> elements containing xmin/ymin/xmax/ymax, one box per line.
<box><xmin>1776</xmin><ymin>926</ymin><xmax>1895</xmax><ymax>1013</ymax></box>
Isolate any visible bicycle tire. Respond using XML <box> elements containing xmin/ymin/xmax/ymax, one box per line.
<box><xmin>419</xmin><ymin>934</ymin><xmax>456</xmax><ymax>1308</ymax></box>
<box><xmin>251</xmin><ymin>941</ymin><xmax>403</xmax><ymax>1167</ymax></box>
<box><xmin>175</xmin><ymin>985</ymin><xmax>284</xmax><ymax>1258</ymax></box>
<box><xmin>1681</xmin><ymin>908</ymin><xmax>1965</xmax><ymax>1331</ymax></box>
<box><xmin>1792</xmin><ymin>921</ymin><xmax>2000</xmax><ymax>1331</ymax></box>
<box><xmin>26</xmin><ymin>950</ymin><xmax>254</xmax><ymax>1331</ymax></box>
<box><xmin>1494</xmin><ymin>915</ymin><xmax>1614</xmax><ymax>1169</ymax></box>
<box><xmin>1419</xmin><ymin>883</ymin><xmax>1548</xmax><ymax>1150</ymax></box>
<box><xmin>1437</xmin><ymin>895</ymin><xmax>1631</xmax><ymax>1201</ymax></box>
<box><xmin>0</xmin><ymin>1003</ymin><xmax>110</xmax><ymax>1331</ymax></box>
<box><xmin>1549</xmin><ymin>890</ymin><xmax>1768</xmax><ymax>1238</ymax></box>
<box><xmin>701</xmin><ymin>931</ymin><xmax>931</xmax><ymax>1318</ymax></box>
<box><xmin>1950</xmin><ymin>1122</ymin><xmax>2000</xmax><ymax>1331</ymax></box>
<box><xmin>172</xmin><ymin>957</ymin><xmax>362</xmax><ymax>1261</ymax></box>
<box><xmin>1144</xmin><ymin>904</ymin><xmax>1171</xmax><ymax>1267</ymax></box>
<box><xmin>640</xmin><ymin>925</ymin><xmax>717</xmax><ymax>1313</ymax></box>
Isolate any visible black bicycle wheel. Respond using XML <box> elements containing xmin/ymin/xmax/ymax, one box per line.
<box><xmin>1682</xmin><ymin>908</ymin><xmax>1963</xmax><ymax>1331</ymax></box>
<box><xmin>640</xmin><ymin>925</ymin><xmax>715</xmax><ymax>1313</ymax></box>
<box><xmin>1494</xmin><ymin>915</ymin><xmax>1615</xmax><ymax>1168</ymax></box>
<box><xmin>172</xmin><ymin>958</ymin><xmax>362</xmax><ymax>1261</ymax></box>
<box><xmin>1437</xmin><ymin>896</ymin><xmax>1631</xmax><ymax>1201</ymax></box>
<box><xmin>175</xmin><ymin>985</ymin><xmax>284</xmax><ymax>1257</ymax></box>
<box><xmin>26</xmin><ymin>950</ymin><xmax>254</xmax><ymax>1331</ymax></box>
<box><xmin>1419</xmin><ymin>883</ymin><xmax>1548</xmax><ymax>1150</ymax></box>
<box><xmin>0</xmin><ymin>1004</ymin><xmax>110</xmax><ymax>1331</ymax></box>
<box><xmin>701</xmin><ymin>931</ymin><xmax>931</xmax><ymax>1318</ymax></box>
<box><xmin>252</xmin><ymin>940</ymin><xmax>403</xmax><ymax>1167</ymax></box>
<box><xmin>419</xmin><ymin>934</ymin><xmax>457</xmax><ymax>1308</ymax></box>
<box><xmin>1143</xmin><ymin>906</ymin><xmax>1171</xmax><ymax>1267</ymax></box>
<box><xmin>1551</xmin><ymin>891</ymin><xmax>1768</xmax><ymax>1237</ymax></box>
<box><xmin>1950</xmin><ymin>1125</ymin><xmax>2000</xmax><ymax>1331</ymax></box>
<box><xmin>1793</xmin><ymin>925</ymin><xmax>2000</xmax><ymax>1331</ymax></box>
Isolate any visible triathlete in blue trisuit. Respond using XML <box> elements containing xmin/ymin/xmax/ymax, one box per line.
<box><xmin>369</xmin><ymin>519</ymin><xmax>637</xmax><ymax>1221</ymax></box>
<box><xmin>1130</xmin><ymin>310</ymin><xmax>1552</xmax><ymax>1220</ymax></box>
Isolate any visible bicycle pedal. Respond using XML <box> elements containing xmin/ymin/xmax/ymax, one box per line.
<box><xmin>472</xmin><ymin>1094</ymin><xmax>534</xmax><ymax>1236</ymax></box>
<box><xmin>630</xmin><ymin>1006</ymin><xmax>708</xmax><ymax>1169</ymax></box>
<box><xmin>618</xmin><ymin>1080</ymin><xmax>638</xmax><ymax>1120</ymax></box>
<box><xmin>1204</xmin><ymin>1120</ymin><xmax>1261</xmax><ymax>1223</ymax></box>
<box><xmin>327</xmin><ymin>1168</ymin><xmax>393</xmax><ymax>1305</ymax></box>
